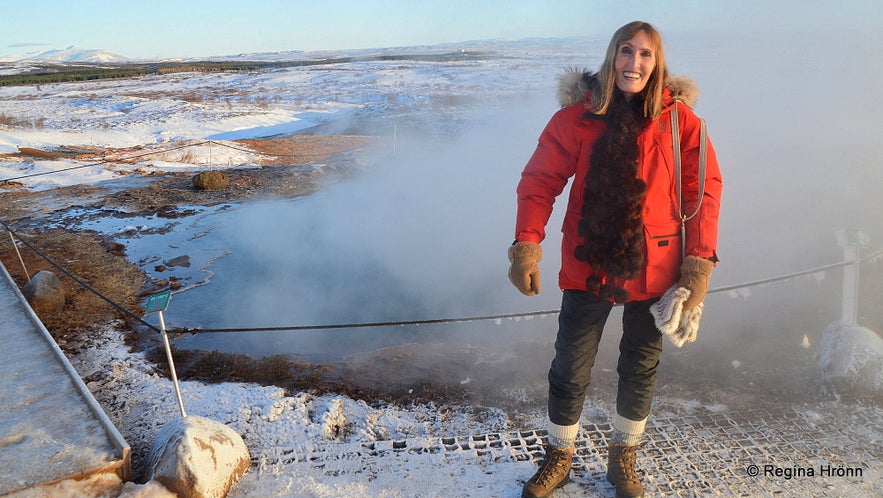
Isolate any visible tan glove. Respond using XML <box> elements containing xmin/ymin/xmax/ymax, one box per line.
<box><xmin>679</xmin><ymin>255</ymin><xmax>714</xmax><ymax>310</ymax></box>
<box><xmin>508</xmin><ymin>241</ymin><xmax>542</xmax><ymax>296</ymax></box>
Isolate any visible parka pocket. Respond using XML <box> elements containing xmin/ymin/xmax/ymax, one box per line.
<box><xmin>643</xmin><ymin>222</ymin><xmax>682</xmax><ymax>294</ymax></box>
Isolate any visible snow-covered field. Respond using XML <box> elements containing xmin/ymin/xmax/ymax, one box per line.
<box><xmin>2</xmin><ymin>32</ymin><xmax>881</xmax><ymax>497</ymax></box>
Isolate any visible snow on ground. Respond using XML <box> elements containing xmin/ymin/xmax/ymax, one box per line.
<box><xmin>68</xmin><ymin>321</ymin><xmax>883</xmax><ymax>498</ymax></box>
<box><xmin>1</xmin><ymin>38</ymin><xmax>591</xmax><ymax>195</ymax></box>
<box><xmin>71</xmin><ymin>324</ymin><xmax>537</xmax><ymax>497</ymax></box>
<box><xmin>0</xmin><ymin>38</ymin><xmax>593</xmax><ymax>157</ymax></box>
<box><xmin>0</xmin><ymin>140</ymin><xmax>265</xmax><ymax>191</ymax></box>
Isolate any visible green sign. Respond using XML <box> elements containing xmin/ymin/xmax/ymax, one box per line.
<box><xmin>145</xmin><ymin>290</ymin><xmax>172</xmax><ymax>313</ymax></box>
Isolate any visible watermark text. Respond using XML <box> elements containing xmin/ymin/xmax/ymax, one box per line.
<box><xmin>745</xmin><ymin>463</ymin><xmax>864</xmax><ymax>480</ymax></box>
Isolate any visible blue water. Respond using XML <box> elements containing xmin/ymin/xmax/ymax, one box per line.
<box><xmin>59</xmin><ymin>173</ymin><xmax>558</xmax><ymax>360</ymax></box>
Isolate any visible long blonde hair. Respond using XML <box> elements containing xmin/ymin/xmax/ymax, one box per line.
<box><xmin>592</xmin><ymin>21</ymin><xmax>668</xmax><ymax>119</ymax></box>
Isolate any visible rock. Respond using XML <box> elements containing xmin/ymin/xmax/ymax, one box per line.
<box><xmin>21</xmin><ymin>270</ymin><xmax>65</xmax><ymax>314</ymax></box>
<box><xmin>143</xmin><ymin>416</ymin><xmax>250</xmax><ymax>498</ymax></box>
<box><xmin>165</xmin><ymin>255</ymin><xmax>191</xmax><ymax>268</ymax></box>
<box><xmin>817</xmin><ymin>321</ymin><xmax>883</xmax><ymax>396</ymax></box>
<box><xmin>192</xmin><ymin>170</ymin><xmax>229</xmax><ymax>190</ymax></box>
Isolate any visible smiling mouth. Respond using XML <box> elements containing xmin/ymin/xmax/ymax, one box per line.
<box><xmin>623</xmin><ymin>71</ymin><xmax>641</xmax><ymax>80</ymax></box>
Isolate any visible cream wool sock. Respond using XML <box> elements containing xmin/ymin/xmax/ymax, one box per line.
<box><xmin>612</xmin><ymin>413</ymin><xmax>647</xmax><ymax>446</ymax></box>
<box><xmin>547</xmin><ymin>421</ymin><xmax>579</xmax><ymax>449</ymax></box>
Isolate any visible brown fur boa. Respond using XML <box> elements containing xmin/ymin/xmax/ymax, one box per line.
<box><xmin>574</xmin><ymin>93</ymin><xmax>647</xmax><ymax>302</ymax></box>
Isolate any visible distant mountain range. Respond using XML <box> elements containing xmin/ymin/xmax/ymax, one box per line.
<box><xmin>0</xmin><ymin>46</ymin><xmax>129</xmax><ymax>63</ymax></box>
<box><xmin>0</xmin><ymin>37</ymin><xmax>598</xmax><ymax>65</ymax></box>
<box><xmin>0</xmin><ymin>43</ymin><xmax>477</xmax><ymax>64</ymax></box>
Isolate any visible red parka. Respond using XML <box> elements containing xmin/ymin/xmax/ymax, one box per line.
<box><xmin>515</xmin><ymin>71</ymin><xmax>722</xmax><ymax>302</ymax></box>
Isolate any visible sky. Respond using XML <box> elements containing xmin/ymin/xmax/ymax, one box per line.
<box><xmin>2</xmin><ymin>0</ymin><xmax>879</xmax><ymax>60</ymax></box>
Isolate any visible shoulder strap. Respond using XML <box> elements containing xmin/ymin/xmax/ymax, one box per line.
<box><xmin>671</xmin><ymin>105</ymin><xmax>683</xmax><ymax>208</ymax></box>
<box><xmin>670</xmin><ymin>103</ymin><xmax>707</xmax><ymax>257</ymax></box>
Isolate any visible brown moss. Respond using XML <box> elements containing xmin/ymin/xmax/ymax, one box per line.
<box><xmin>0</xmin><ymin>229</ymin><xmax>147</xmax><ymax>346</ymax></box>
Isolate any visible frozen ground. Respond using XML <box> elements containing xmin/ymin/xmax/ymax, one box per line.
<box><xmin>2</xmin><ymin>34</ymin><xmax>882</xmax><ymax>497</ymax></box>
<box><xmin>64</xmin><ymin>323</ymin><xmax>881</xmax><ymax>497</ymax></box>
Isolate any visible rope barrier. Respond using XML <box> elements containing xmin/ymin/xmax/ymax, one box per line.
<box><xmin>0</xmin><ymin>138</ymin><xmax>367</xmax><ymax>184</ymax></box>
<box><xmin>709</xmin><ymin>247</ymin><xmax>883</xmax><ymax>295</ymax></box>
<box><xmin>168</xmin><ymin>309</ymin><xmax>562</xmax><ymax>334</ymax></box>
<box><xmin>3</xmin><ymin>136</ymin><xmax>882</xmax><ymax>336</ymax></box>
<box><xmin>167</xmin><ymin>249</ymin><xmax>883</xmax><ymax>334</ymax></box>
<box><xmin>0</xmin><ymin>141</ymin><xmax>209</xmax><ymax>183</ymax></box>
<box><xmin>708</xmin><ymin>260</ymin><xmax>849</xmax><ymax>294</ymax></box>
<box><xmin>3</xmin><ymin>212</ymin><xmax>880</xmax><ymax>335</ymax></box>
<box><xmin>1</xmin><ymin>221</ymin><xmax>161</xmax><ymax>334</ymax></box>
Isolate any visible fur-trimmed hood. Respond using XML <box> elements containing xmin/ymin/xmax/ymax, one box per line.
<box><xmin>555</xmin><ymin>68</ymin><xmax>699</xmax><ymax>108</ymax></box>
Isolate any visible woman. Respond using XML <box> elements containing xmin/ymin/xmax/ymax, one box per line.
<box><xmin>509</xmin><ymin>21</ymin><xmax>722</xmax><ymax>498</ymax></box>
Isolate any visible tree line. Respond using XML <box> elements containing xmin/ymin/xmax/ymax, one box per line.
<box><xmin>0</xmin><ymin>52</ymin><xmax>492</xmax><ymax>87</ymax></box>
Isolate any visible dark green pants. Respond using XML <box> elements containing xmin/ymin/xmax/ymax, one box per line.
<box><xmin>548</xmin><ymin>290</ymin><xmax>663</xmax><ymax>426</ymax></box>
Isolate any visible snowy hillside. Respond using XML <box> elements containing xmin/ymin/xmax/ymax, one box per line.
<box><xmin>0</xmin><ymin>45</ymin><xmax>129</xmax><ymax>63</ymax></box>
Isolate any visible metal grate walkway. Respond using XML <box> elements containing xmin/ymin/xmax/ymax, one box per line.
<box><xmin>253</xmin><ymin>405</ymin><xmax>881</xmax><ymax>497</ymax></box>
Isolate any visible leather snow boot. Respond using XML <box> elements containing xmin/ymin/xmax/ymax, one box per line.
<box><xmin>521</xmin><ymin>444</ymin><xmax>574</xmax><ymax>498</ymax></box>
<box><xmin>606</xmin><ymin>444</ymin><xmax>644</xmax><ymax>498</ymax></box>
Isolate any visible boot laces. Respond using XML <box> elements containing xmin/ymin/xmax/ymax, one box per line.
<box><xmin>614</xmin><ymin>446</ymin><xmax>640</xmax><ymax>484</ymax></box>
<box><xmin>535</xmin><ymin>448</ymin><xmax>570</xmax><ymax>486</ymax></box>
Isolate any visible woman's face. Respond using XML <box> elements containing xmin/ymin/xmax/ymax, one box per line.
<box><xmin>614</xmin><ymin>30</ymin><xmax>656</xmax><ymax>99</ymax></box>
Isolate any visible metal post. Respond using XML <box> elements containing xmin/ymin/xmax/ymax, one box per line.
<box><xmin>157</xmin><ymin>310</ymin><xmax>187</xmax><ymax>417</ymax></box>
<box><xmin>836</xmin><ymin>229</ymin><xmax>869</xmax><ymax>327</ymax></box>
<box><xmin>841</xmin><ymin>246</ymin><xmax>859</xmax><ymax>326</ymax></box>
<box><xmin>8</xmin><ymin>230</ymin><xmax>31</xmax><ymax>283</ymax></box>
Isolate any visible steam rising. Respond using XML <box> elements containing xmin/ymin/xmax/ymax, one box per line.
<box><xmin>178</xmin><ymin>26</ymin><xmax>882</xmax><ymax>373</ymax></box>
<box><xmin>178</xmin><ymin>96</ymin><xmax>568</xmax><ymax>358</ymax></box>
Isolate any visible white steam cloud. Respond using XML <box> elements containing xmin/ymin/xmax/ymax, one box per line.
<box><xmin>177</xmin><ymin>25</ymin><xmax>882</xmax><ymax>367</ymax></box>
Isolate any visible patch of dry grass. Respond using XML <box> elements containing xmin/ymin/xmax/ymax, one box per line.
<box><xmin>147</xmin><ymin>349</ymin><xmax>321</xmax><ymax>386</ymax></box>
<box><xmin>0</xmin><ymin>229</ymin><xmax>147</xmax><ymax>345</ymax></box>
<box><xmin>12</xmin><ymin>147</ymin><xmax>66</xmax><ymax>159</ymax></box>
<box><xmin>237</xmin><ymin>135</ymin><xmax>375</xmax><ymax>165</ymax></box>
<box><xmin>0</xmin><ymin>114</ymin><xmax>46</xmax><ymax>129</ymax></box>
